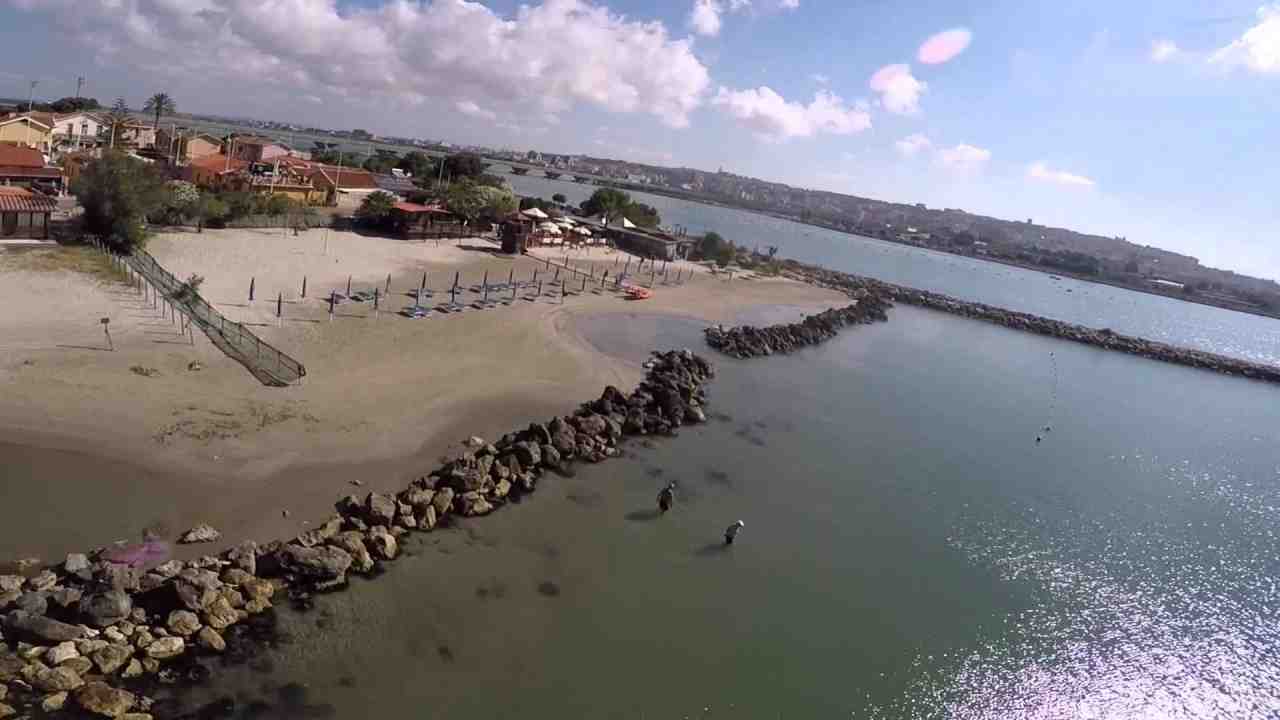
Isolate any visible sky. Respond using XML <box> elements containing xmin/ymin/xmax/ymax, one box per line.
<box><xmin>2</xmin><ymin>0</ymin><xmax>1278</xmax><ymax>278</ymax></box>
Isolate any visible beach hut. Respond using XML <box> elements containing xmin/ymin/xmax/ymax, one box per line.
<box><xmin>389</xmin><ymin>202</ymin><xmax>463</xmax><ymax>240</ymax></box>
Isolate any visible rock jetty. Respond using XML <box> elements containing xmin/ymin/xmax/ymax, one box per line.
<box><xmin>0</xmin><ymin>350</ymin><xmax>714</xmax><ymax>719</ymax></box>
<box><xmin>779</xmin><ymin>261</ymin><xmax>1280</xmax><ymax>384</ymax></box>
<box><xmin>704</xmin><ymin>293</ymin><xmax>891</xmax><ymax>358</ymax></box>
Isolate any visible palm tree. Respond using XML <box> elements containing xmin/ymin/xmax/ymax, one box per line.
<box><xmin>142</xmin><ymin>92</ymin><xmax>176</xmax><ymax>129</ymax></box>
<box><xmin>105</xmin><ymin>97</ymin><xmax>130</xmax><ymax>149</ymax></box>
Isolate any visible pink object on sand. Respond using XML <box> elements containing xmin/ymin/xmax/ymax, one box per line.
<box><xmin>100</xmin><ymin>540</ymin><xmax>171</xmax><ymax>568</ymax></box>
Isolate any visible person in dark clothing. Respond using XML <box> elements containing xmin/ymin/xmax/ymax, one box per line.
<box><xmin>724</xmin><ymin>520</ymin><xmax>744</xmax><ymax>545</ymax></box>
<box><xmin>657</xmin><ymin>481</ymin><xmax>676</xmax><ymax>513</ymax></box>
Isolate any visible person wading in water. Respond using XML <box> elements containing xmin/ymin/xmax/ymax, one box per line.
<box><xmin>724</xmin><ymin>520</ymin><xmax>745</xmax><ymax>546</ymax></box>
<box><xmin>657</xmin><ymin>481</ymin><xmax>677</xmax><ymax>513</ymax></box>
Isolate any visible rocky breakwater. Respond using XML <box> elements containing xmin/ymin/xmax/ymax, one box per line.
<box><xmin>783</xmin><ymin>262</ymin><xmax>1280</xmax><ymax>384</ymax></box>
<box><xmin>704</xmin><ymin>292</ymin><xmax>892</xmax><ymax>359</ymax></box>
<box><xmin>0</xmin><ymin>350</ymin><xmax>714</xmax><ymax>719</ymax></box>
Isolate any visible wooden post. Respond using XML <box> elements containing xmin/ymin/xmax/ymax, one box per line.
<box><xmin>346</xmin><ymin>275</ymin><xmax>352</xmax><ymax>297</ymax></box>
<box><xmin>385</xmin><ymin>274</ymin><xmax>391</xmax><ymax>294</ymax></box>
<box><xmin>329</xmin><ymin>291</ymin><xmax>335</xmax><ymax>322</ymax></box>
<box><xmin>249</xmin><ymin>277</ymin><xmax>255</xmax><ymax>302</ymax></box>
<box><xmin>374</xmin><ymin>287</ymin><xmax>380</xmax><ymax>320</ymax></box>
<box><xmin>277</xmin><ymin>292</ymin><xmax>283</xmax><ymax>326</ymax></box>
<box><xmin>101</xmin><ymin>318</ymin><xmax>113</xmax><ymax>351</ymax></box>
<box><xmin>302</xmin><ymin>276</ymin><xmax>307</xmax><ymax>298</ymax></box>
<box><xmin>420</xmin><ymin>272</ymin><xmax>427</xmax><ymax>295</ymax></box>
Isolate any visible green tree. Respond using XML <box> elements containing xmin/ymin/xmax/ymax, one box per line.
<box><xmin>581</xmin><ymin>188</ymin><xmax>631</xmax><ymax>219</ymax></box>
<box><xmin>397</xmin><ymin>151</ymin><xmax>435</xmax><ymax>179</ymax></box>
<box><xmin>311</xmin><ymin>149</ymin><xmax>344</xmax><ymax>165</ymax></box>
<box><xmin>624</xmin><ymin>202</ymin><xmax>660</xmax><ymax>229</ymax></box>
<box><xmin>363</xmin><ymin>149</ymin><xmax>399</xmax><ymax>174</ymax></box>
<box><xmin>356</xmin><ymin>191</ymin><xmax>398</xmax><ymax>227</ymax></box>
<box><xmin>194</xmin><ymin>195</ymin><xmax>228</xmax><ymax>232</ymax></box>
<box><xmin>697</xmin><ymin>232</ymin><xmax>727</xmax><ymax>261</ymax></box>
<box><xmin>264</xmin><ymin>194</ymin><xmax>293</xmax><ymax>217</ymax></box>
<box><xmin>551</xmin><ymin>193</ymin><xmax>567</xmax><ymax>204</ymax></box>
<box><xmin>442</xmin><ymin>153</ymin><xmax>485</xmax><ymax>180</ymax></box>
<box><xmin>163</xmin><ymin>180</ymin><xmax>200</xmax><ymax>223</ymax></box>
<box><xmin>72</xmin><ymin>150</ymin><xmax>167</xmax><ymax>252</ymax></box>
<box><xmin>142</xmin><ymin>92</ymin><xmax>176</xmax><ymax>130</ymax></box>
<box><xmin>446</xmin><ymin>179</ymin><xmax>516</xmax><ymax>224</ymax></box>
<box><xmin>50</xmin><ymin>97</ymin><xmax>100</xmax><ymax>113</ymax></box>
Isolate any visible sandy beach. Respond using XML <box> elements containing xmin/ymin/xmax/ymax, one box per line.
<box><xmin>0</xmin><ymin>229</ymin><xmax>843</xmax><ymax>561</ymax></box>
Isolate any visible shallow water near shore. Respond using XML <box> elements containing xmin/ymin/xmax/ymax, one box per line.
<box><xmin>155</xmin><ymin>305</ymin><xmax>1280</xmax><ymax>719</ymax></box>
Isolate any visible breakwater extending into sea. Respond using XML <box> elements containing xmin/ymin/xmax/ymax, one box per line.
<box><xmin>755</xmin><ymin>261</ymin><xmax>1280</xmax><ymax>383</ymax></box>
<box><xmin>0</xmin><ymin>351</ymin><xmax>713</xmax><ymax>718</ymax></box>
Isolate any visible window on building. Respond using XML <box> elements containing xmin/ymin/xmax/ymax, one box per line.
<box><xmin>81</xmin><ymin>122</ymin><xmax>89</xmax><ymax>136</ymax></box>
<box><xmin>16</xmin><ymin>212</ymin><xmax>31</xmax><ymax>228</ymax></box>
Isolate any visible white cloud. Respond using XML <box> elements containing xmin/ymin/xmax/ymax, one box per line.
<box><xmin>456</xmin><ymin>100</ymin><xmax>496</xmax><ymax>121</ymax></box>
<box><xmin>712</xmin><ymin>86</ymin><xmax>872</xmax><ymax>140</ymax></box>
<box><xmin>779</xmin><ymin>0</ymin><xmax>799</xmax><ymax>8</ymax></box>
<box><xmin>917</xmin><ymin>28</ymin><xmax>972</xmax><ymax>65</ymax></box>
<box><xmin>840</xmin><ymin>150</ymin><xmax>856</xmax><ymax>162</ymax></box>
<box><xmin>1027</xmin><ymin>161</ymin><xmax>1095</xmax><ymax>187</ymax></box>
<box><xmin>728</xmin><ymin>0</ymin><xmax>751</xmax><ymax>9</ymax></box>
<box><xmin>689</xmin><ymin>0</ymin><xmax>722</xmax><ymax>37</ymax></box>
<box><xmin>895</xmin><ymin>132</ymin><xmax>932</xmax><ymax>156</ymax></box>
<box><xmin>12</xmin><ymin>0</ymin><xmax>711</xmax><ymax>128</ymax></box>
<box><xmin>869</xmin><ymin>64</ymin><xmax>926</xmax><ymax>115</ymax></box>
<box><xmin>1210</xmin><ymin>4</ymin><xmax>1280</xmax><ymax>73</ymax></box>
<box><xmin>1150</xmin><ymin>39</ymin><xmax>1179</xmax><ymax>62</ymax></box>
<box><xmin>811</xmin><ymin>73</ymin><xmax>830</xmax><ymax>85</ymax></box>
<box><xmin>936</xmin><ymin>143</ymin><xmax>991</xmax><ymax>171</ymax></box>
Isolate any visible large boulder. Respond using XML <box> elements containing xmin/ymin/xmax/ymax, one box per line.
<box><xmin>202</xmin><ymin>596</ymin><xmax>239</xmax><ymax>631</ymax></box>
<box><xmin>45</xmin><ymin>641</ymin><xmax>79</xmax><ymax>665</ymax></box>
<box><xmin>90</xmin><ymin>644</ymin><xmax>133</xmax><ymax>675</ymax></box>
<box><xmin>225</xmin><ymin>541</ymin><xmax>258</xmax><ymax>575</ymax></box>
<box><xmin>366</xmin><ymin>527</ymin><xmax>398</xmax><ymax>561</ymax></box>
<box><xmin>431</xmin><ymin>488</ymin><xmax>455</xmax><ymax>518</ymax></box>
<box><xmin>6</xmin><ymin>610</ymin><xmax>86</xmax><ymax>643</ymax></box>
<box><xmin>275</xmin><ymin>545</ymin><xmax>353</xmax><ymax>585</ymax></box>
<box><xmin>526</xmin><ymin>422</ymin><xmax>552</xmax><ymax>446</ymax></box>
<box><xmin>540</xmin><ymin>444</ymin><xmax>561</xmax><ymax>470</ymax></box>
<box><xmin>511</xmin><ymin>442</ymin><xmax>541</xmax><ymax>469</ymax></box>
<box><xmin>93</xmin><ymin>563</ymin><xmax>141</xmax><ymax>593</ymax></box>
<box><xmin>456</xmin><ymin>492</ymin><xmax>494</xmax><ymax>517</ymax></box>
<box><xmin>166</xmin><ymin>610</ymin><xmax>201</xmax><ymax>637</ymax></box>
<box><xmin>15</xmin><ymin>591</ymin><xmax>48</xmax><ymax>616</ymax></box>
<box><xmin>197</xmin><ymin>626</ymin><xmax>226</xmax><ymax>652</ymax></box>
<box><xmin>73</xmin><ymin>681</ymin><xmax>136</xmax><ymax>718</ymax></box>
<box><xmin>64</xmin><ymin>554</ymin><xmax>91</xmax><ymax>574</ymax></box>
<box><xmin>178</xmin><ymin>524</ymin><xmax>221</xmax><ymax>544</ymax></box>
<box><xmin>295</xmin><ymin>517</ymin><xmax>344</xmax><ymax>548</ymax></box>
<box><xmin>399</xmin><ymin>487</ymin><xmax>435</xmax><ymax>512</ymax></box>
<box><xmin>28</xmin><ymin>570</ymin><xmax>57</xmax><ymax>592</ymax></box>
<box><xmin>573</xmin><ymin>413</ymin><xmax>608</xmax><ymax>438</ymax></box>
<box><xmin>0</xmin><ymin>576</ymin><xmax>22</xmax><ymax>593</ymax></box>
<box><xmin>241</xmin><ymin>577</ymin><xmax>275</xmax><ymax>605</ymax></box>
<box><xmin>145</xmin><ymin>636</ymin><xmax>185</xmax><ymax>660</ymax></box>
<box><xmin>50</xmin><ymin>587</ymin><xmax>83</xmax><ymax>609</ymax></box>
<box><xmin>364</xmin><ymin>492</ymin><xmax>397</xmax><ymax>526</ymax></box>
<box><xmin>327</xmin><ymin>533</ymin><xmax>374</xmax><ymax>574</ymax></box>
<box><xmin>34</xmin><ymin>665</ymin><xmax>84</xmax><ymax>692</ymax></box>
<box><xmin>418</xmin><ymin>504</ymin><xmax>438</xmax><ymax>531</ymax></box>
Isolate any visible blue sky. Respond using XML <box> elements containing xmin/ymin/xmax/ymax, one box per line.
<box><xmin>2</xmin><ymin>0</ymin><xmax>1278</xmax><ymax>277</ymax></box>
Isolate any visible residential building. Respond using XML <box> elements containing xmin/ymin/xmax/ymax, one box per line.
<box><xmin>221</xmin><ymin>162</ymin><xmax>328</xmax><ymax>205</ymax></box>
<box><xmin>374</xmin><ymin>173</ymin><xmax>417</xmax><ymax>199</ymax></box>
<box><xmin>0</xmin><ymin>115</ymin><xmax>54</xmax><ymax>155</ymax></box>
<box><xmin>186</xmin><ymin>153</ymin><xmax>251</xmax><ymax>190</ymax></box>
<box><xmin>50</xmin><ymin>112</ymin><xmax>106</xmax><ymax>156</ymax></box>
<box><xmin>0</xmin><ymin>144</ymin><xmax>62</xmax><ymax>191</ymax></box>
<box><xmin>156</xmin><ymin>128</ymin><xmax>222</xmax><ymax>165</ymax></box>
<box><xmin>309</xmin><ymin>166</ymin><xmax>380</xmax><ymax>206</ymax></box>
<box><xmin>229</xmin><ymin>136</ymin><xmax>291</xmax><ymax>163</ymax></box>
<box><xmin>0</xmin><ymin>186</ymin><xmax>56</xmax><ymax>239</ymax></box>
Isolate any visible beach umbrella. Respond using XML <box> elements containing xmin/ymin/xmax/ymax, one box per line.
<box><xmin>522</xmin><ymin>207</ymin><xmax>550</xmax><ymax>220</ymax></box>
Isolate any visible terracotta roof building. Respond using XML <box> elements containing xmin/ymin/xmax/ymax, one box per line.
<box><xmin>0</xmin><ymin>144</ymin><xmax>62</xmax><ymax>189</ymax></box>
<box><xmin>0</xmin><ymin>186</ymin><xmax>56</xmax><ymax>239</ymax></box>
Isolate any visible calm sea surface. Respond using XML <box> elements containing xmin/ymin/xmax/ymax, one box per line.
<box><xmin>509</xmin><ymin>173</ymin><xmax>1280</xmax><ymax>366</ymax></box>
<box><xmin>171</xmin><ymin>306</ymin><xmax>1280</xmax><ymax>719</ymax></box>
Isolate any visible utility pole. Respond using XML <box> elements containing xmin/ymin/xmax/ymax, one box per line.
<box><xmin>75</xmin><ymin>76</ymin><xmax>84</xmax><ymax>100</ymax></box>
<box><xmin>25</xmin><ymin>80</ymin><xmax>37</xmax><ymax>149</ymax></box>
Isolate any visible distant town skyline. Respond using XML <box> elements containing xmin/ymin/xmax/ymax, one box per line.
<box><xmin>2</xmin><ymin>0</ymin><xmax>1278</xmax><ymax>278</ymax></box>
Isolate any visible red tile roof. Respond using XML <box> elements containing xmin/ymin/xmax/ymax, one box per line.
<box><xmin>0</xmin><ymin>145</ymin><xmax>45</xmax><ymax>168</ymax></box>
<box><xmin>391</xmin><ymin>202</ymin><xmax>451</xmax><ymax>214</ymax></box>
<box><xmin>0</xmin><ymin>166</ymin><xmax>61</xmax><ymax>179</ymax></box>
<box><xmin>312</xmin><ymin>166</ymin><xmax>379</xmax><ymax>190</ymax></box>
<box><xmin>0</xmin><ymin>186</ymin><xmax>57</xmax><ymax>212</ymax></box>
<box><xmin>188</xmin><ymin>154</ymin><xmax>250</xmax><ymax>174</ymax></box>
